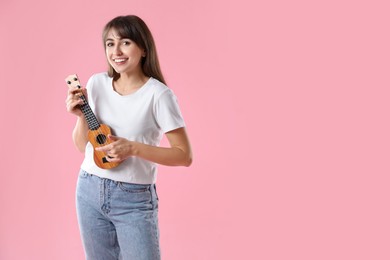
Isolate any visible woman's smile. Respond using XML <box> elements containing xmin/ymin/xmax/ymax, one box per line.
<box><xmin>112</xmin><ymin>58</ymin><xmax>128</xmax><ymax>66</ymax></box>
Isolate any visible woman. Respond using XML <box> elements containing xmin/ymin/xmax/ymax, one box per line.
<box><xmin>65</xmin><ymin>15</ymin><xmax>192</xmax><ymax>260</ymax></box>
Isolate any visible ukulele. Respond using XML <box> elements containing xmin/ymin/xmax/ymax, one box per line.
<box><xmin>65</xmin><ymin>74</ymin><xmax>120</xmax><ymax>169</ymax></box>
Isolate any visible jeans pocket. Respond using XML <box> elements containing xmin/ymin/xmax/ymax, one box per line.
<box><xmin>118</xmin><ymin>182</ymin><xmax>150</xmax><ymax>193</ymax></box>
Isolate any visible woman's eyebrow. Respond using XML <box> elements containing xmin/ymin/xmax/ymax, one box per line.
<box><xmin>106</xmin><ymin>37</ymin><xmax>129</xmax><ymax>42</ymax></box>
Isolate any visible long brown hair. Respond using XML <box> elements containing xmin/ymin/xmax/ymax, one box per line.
<box><xmin>102</xmin><ymin>15</ymin><xmax>166</xmax><ymax>84</ymax></box>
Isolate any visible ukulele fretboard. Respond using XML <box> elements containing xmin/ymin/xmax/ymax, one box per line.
<box><xmin>79</xmin><ymin>95</ymin><xmax>100</xmax><ymax>130</ymax></box>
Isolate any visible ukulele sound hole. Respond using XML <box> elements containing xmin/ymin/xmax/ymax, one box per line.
<box><xmin>96</xmin><ymin>134</ymin><xmax>107</xmax><ymax>145</ymax></box>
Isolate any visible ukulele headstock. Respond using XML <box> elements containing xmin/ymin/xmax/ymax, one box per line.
<box><xmin>65</xmin><ymin>74</ymin><xmax>82</xmax><ymax>89</ymax></box>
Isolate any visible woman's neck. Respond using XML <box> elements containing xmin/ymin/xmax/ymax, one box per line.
<box><xmin>114</xmin><ymin>70</ymin><xmax>149</xmax><ymax>95</ymax></box>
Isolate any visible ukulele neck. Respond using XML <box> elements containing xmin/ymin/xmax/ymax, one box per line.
<box><xmin>78</xmin><ymin>95</ymin><xmax>101</xmax><ymax>130</ymax></box>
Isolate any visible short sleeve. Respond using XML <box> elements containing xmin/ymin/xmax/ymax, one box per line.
<box><xmin>154</xmin><ymin>89</ymin><xmax>186</xmax><ymax>133</ymax></box>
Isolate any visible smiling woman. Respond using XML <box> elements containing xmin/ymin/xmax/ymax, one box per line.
<box><xmin>65</xmin><ymin>15</ymin><xmax>192</xmax><ymax>260</ymax></box>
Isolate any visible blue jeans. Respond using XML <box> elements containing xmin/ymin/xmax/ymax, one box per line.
<box><xmin>76</xmin><ymin>170</ymin><xmax>160</xmax><ymax>260</ymax></box>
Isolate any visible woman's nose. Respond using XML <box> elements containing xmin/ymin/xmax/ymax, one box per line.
<box><xmin>113</xmin><ymin>45</ymin><xmax>122</xmax><ymax>55</ymax></box>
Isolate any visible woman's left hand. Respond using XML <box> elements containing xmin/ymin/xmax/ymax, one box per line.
<box><xmin>95</xmin><ymin>135</ymin><xmax>137</xmax><ymax>162</ymax></box>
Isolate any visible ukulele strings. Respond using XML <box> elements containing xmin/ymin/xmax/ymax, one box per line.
<box><xmin>78</xmin><ymin>86</ymin><xmax>116</xmax><ymax>168</ymax></box>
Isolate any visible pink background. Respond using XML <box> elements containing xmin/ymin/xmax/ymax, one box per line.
<box><xmin>1</xmin><ymin>0</ymin><xmax>389</xmax><ymax>259</ymax></box>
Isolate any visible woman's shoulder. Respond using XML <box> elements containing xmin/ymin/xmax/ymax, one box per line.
<box><xmin>148</xmin><ymin>77</ymin><xmax>171</xmax><ymax>96</ymax></box>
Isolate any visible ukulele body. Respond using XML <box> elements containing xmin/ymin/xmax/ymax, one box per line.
<box><xmin>87</xmin><ymin>124</ymin><xmax>120</xmax><ymax>169</ymax></box>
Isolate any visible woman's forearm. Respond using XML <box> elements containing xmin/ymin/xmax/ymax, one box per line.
<box><xmin>134</xmin><ymin>142</ymin><xmax>192</xmax><ymax>167</ymax></box>
<box><xmin>72</xmin><ymin>116</ymin><xmax>89</xmax><ymax>153</ymax></box>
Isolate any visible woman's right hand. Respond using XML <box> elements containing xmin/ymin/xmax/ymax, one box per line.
<box><xmin>65</xmin><ymin>87</ymin><xmax>87</xmax><ymax>117</ymax></box>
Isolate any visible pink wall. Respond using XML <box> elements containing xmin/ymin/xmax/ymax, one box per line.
<box><xmin>1</xmin><ymin>0</ymin><xmax>389</xmax><ymax>259</ymax></box>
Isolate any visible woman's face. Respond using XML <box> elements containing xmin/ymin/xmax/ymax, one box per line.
<box><xmin>105</xmin><ymin>28</ymin><xmax>145</xmax><ymax>75</ymax></box>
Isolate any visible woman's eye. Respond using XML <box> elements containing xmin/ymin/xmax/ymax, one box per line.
<box><xmin>123</xmin><ymin>41</ymin><xmax>131</xmax><ymax>45</ymax></box>
<box><xmin>106</xmin><ymin>42</ymin><xmax>114</xmax><ymax>47</ymax></box>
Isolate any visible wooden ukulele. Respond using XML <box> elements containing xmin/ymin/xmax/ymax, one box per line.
<box><xmin>65</xmin><ymin>74</ymin><xmax>120</xmax><ymax>169</ymax></box>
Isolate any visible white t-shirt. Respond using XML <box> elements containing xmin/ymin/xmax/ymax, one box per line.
<box><xmin>80</xmin><ymin>72</ymin><xmax>185</xmax><ymax>184</ymax></box>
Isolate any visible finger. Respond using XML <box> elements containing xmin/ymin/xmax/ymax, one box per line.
<box><xmin>95</xmin><ymin>144</ymin><xmax>111</xmax><ymax>152</ymax></box>
<box><xmin>66</xmin><ymin>94</ymin><xmax>83</xmax><ymax>103</ymax></box>
<box><xmin>66</xmin><ymin>98</ymin><xmax>84</xmax><ymax>111</ymax></box>
<box><xmin>106</xmin><ymin>156</ymin><xmax>122</xmax><ymax>163</ymax></box>
<box><xmin>68</xmin><ymin>87</ymin><xmax>82</xmax><ymax>95</ymax></box>
<box><xmin>108</xmin><ymin>134</ymin><xmax>120</xmax><ymax>141</ymax></box>
<box><xmin>66</xmin><ymin>92</ymin><xmax>82</xmax><ymax>104</ymax></box>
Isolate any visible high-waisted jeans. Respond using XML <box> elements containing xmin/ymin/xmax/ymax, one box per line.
<box><xmin>76</xmin><ymin>170</ymin><xmax>160</xmax><ymax>260</ymax></box>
